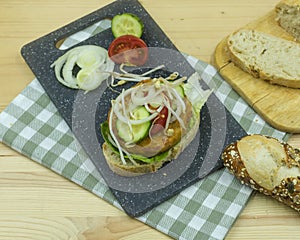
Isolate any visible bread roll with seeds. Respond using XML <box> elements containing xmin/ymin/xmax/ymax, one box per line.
<box><xmin>275</xmin><ymin>0</ymin><xmax>300</xmax><ymax>41</ymax></box>
<box><xmin>222</xmin><ymin>134</ymin><xmax>300</xmax><ymax>212</ymax></box>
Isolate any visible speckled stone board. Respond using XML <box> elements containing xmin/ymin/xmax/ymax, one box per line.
<box><xmin>20</xmin><ymin>0</ymin><xmax>246</xmax><ymax>217</ymax></box>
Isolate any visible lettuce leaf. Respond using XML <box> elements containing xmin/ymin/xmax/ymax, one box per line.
<box><xmin>183</xmin><ymin>72</ymin><xmax>212</xmax><ymax>112</ymax></box>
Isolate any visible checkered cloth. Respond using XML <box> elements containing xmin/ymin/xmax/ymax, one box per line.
<box><xmin>0</xmin><ymin>20</ymin><xmax>289</xmax><ymax>240</ymax></box>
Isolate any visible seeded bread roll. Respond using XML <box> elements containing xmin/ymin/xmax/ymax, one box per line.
<box><xmin>222</xmin><ymin>134</ymin><xmax>300</xmax><ymax>212</ymax></box>
<box><xmin>227</xmin><ymin>29</ymin><xmax>300</xmax><ymax>88</ymax></box>
<box><xmin>276</xmin><ymin>0</ymin><xmax>300</xmax><ymax>41</ymax></box>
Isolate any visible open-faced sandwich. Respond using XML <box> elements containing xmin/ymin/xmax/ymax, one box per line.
<box><xmin>101</xmin><ymin>72</ymin><xmax>212</xmax><ymax>176</ymax></box>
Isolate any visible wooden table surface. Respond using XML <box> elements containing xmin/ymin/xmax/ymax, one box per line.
<box><xmin>1</xmin><ymin>0</ymin><xmax>300</xmax><ymax>239</ymax></box>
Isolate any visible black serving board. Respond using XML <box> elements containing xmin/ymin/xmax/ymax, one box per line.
<box><xmin>21</xmin><ymin>0</ymin><xmax>247</xmax><ymax>217</ymax></box>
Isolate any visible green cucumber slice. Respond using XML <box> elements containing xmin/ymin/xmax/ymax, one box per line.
<box><xmin>116</xmin><ymin>106</ymin><xmax>150</xmax><ymax>143</ymax></box>
<box><xmin>101</xmin><ymin>121</ymin><xmax>169</xmax><ymax>164</ymax></box>
<box><xmin>111</xmin><ymin>13</ymin><xmax>144</xmax><ymax>38</ymax></box>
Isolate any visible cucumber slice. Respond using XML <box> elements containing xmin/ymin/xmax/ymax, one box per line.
<box><xmin>101</xmin><ymin>121</ymin><xmax>170</xmax><ymax>164</ymax></box>
<box><xmin>116</xmin><ymin>106</ymin><xmax>151</xmax><ymax>143</ymax></box>
<box><xmin>111</xmin><ymin>13</ymin><xmax>144</xmax><ymax>38</ymax></box>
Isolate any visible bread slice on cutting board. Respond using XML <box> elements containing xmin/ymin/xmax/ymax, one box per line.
<box><xmin>211</xmin><ymin>1</ymin><xmax>300</xmax><ymax>133</ymax></box>
<box><xmin>222</xmin><ymin>134</ymin><xmax>300</xmax><ymax>212</ymax></box>
<box><xmin>227</xmin><ymin>29</ymin><xmax>300</xmax><ymax>88</ymax></box>
<box><xmin>276</xmin><ymin>0</ymin><xmax>300</xmax><ymax>41</ymax></box>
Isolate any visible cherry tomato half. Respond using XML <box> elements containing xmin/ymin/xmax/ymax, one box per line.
<box><xmin>150</xmin><ymin>106</ymin><xmax>168</xmax><ymax>135</ymax></box>
<box><xmin>108</xmin><ymin>35</ymin><xmax>148</xmax><ymax>66</ymax></box>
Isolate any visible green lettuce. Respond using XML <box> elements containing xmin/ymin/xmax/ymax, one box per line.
<box><xmin>183</xmin><ymin>72</ymin><xmax>212</xmax><ymax>112</ymax></box>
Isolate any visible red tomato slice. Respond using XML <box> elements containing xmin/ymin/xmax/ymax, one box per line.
<box><xmin>150</xmin><ymin>106</ymin><xmax>168</xmax><ymax>135</ymax></box>
<box><xmin>108</xmin><ymin>35</ymin><xmax>148</xmax><ymax>66</ymax></box>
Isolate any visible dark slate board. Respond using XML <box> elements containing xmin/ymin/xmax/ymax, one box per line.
<box><xmin>20</xmin><ymin>0</ymin><xmax>247</xmax><ymax>217</ymax></box>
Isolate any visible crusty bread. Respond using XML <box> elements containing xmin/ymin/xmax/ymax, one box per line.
<box><xmin>276</xmin><ymin>0</ymin><xmax>300</xmax><ymax>41</ymax></box>
<box><xmin>222</xmin><ymin>134</ymin><xmax>300</xmax><ymax>212</ymax></box>
<box><xmin>102</xmin><ymin>142</ymin><xmax>166</xmax><ymax>176</ymax></box>
<box><xmin>227</xmin><ymin>29</ymin><xmax>300</xmax><ymax>88</ymax></box>
<box><xmin>103</xmin><ymin>110</ymin><xmax>200</xmax><ymax>177</ymax></box>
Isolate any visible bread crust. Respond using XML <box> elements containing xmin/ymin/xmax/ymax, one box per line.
<box><xmin>222</xmin><ymin>134</ymin><xmax>300</xmax><ymax>212</ymax></box>
<box><xmin>102</xmin><ymin>142</ymin><xmax>166</xmax><ymax>176</ymax></box>
<box><xmin>227</xmin><ymin>29</ymin><xmax>300</xmax><ymax>88</ymax></box>
<box><xmin>102</xmin><ymin>109</ymin><xmax>200</xmax><ymax>176</ymax></box>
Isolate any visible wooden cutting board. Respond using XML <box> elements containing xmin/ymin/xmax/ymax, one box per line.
<box><xmin>212</xmin><ymin>10</ymin><xmax>300</xmax><ymax>133</ymax></box>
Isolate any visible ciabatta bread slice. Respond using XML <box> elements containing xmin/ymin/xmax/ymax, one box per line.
<box><xmin>222</xmin><ymin>134</ymin><xmax>300</xmax><ymax>212</ymax></box>
<box><xmin>276</xmin><ymin>0</ymin><xmax>300</xmax><ymax>41</ymax></box>
<box><xmin>227</xmin><ymin>29</ymin><xmax>300</xmax><ymax>88</ymax></box>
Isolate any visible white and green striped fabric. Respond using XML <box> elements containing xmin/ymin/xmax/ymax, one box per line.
<box><xmin>0</xmin><ymin>21</ymin><xmax>288</xmax><ymax>240</ymax></box>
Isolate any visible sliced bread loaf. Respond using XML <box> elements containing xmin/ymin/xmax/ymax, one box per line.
<box><xmin>276</xmin><ymin>0</ymin><xmax>300</xmax><ymax>41</ymax></box>
<box><xmin>227</xmin><ymin>29</ymin><xmax>300</xmax><ymax>88</ymax></box>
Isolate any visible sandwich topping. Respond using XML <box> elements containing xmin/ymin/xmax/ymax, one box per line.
<box><xmin>102</xmin><ymin>72</ymin><xmax>212</xmax><ymax>166</ymax></box>
<box><xmin>51</xmin><ymin>45</ymin><xmax>115</xmax><ymax>92</ymax></box>
<box><xmin>49</xmin><ymin>13</ymin><xmax>213</xmax><ymax>172</ymax></box>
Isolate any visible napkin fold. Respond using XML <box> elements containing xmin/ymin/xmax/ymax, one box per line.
<box><xmin>0</xmin><ymin>20</ymin><xmax>289</xmax><ymax>240</ymax></box>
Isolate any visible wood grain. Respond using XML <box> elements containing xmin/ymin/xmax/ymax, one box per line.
<box><xmin>212</xmin><ymin>10</ymin><xmax>300</xmax><ymax>133</ymax></box>
<box><xmin>1</xmin><ymin>0</ymin><xmax>300</xmax><ymax>239</ymax></box>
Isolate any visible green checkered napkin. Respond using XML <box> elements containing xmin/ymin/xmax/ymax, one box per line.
<box><xmin>0</xmin><ymin>20</ymin><xmax>289</xmax><ymax>240</ymax></box>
